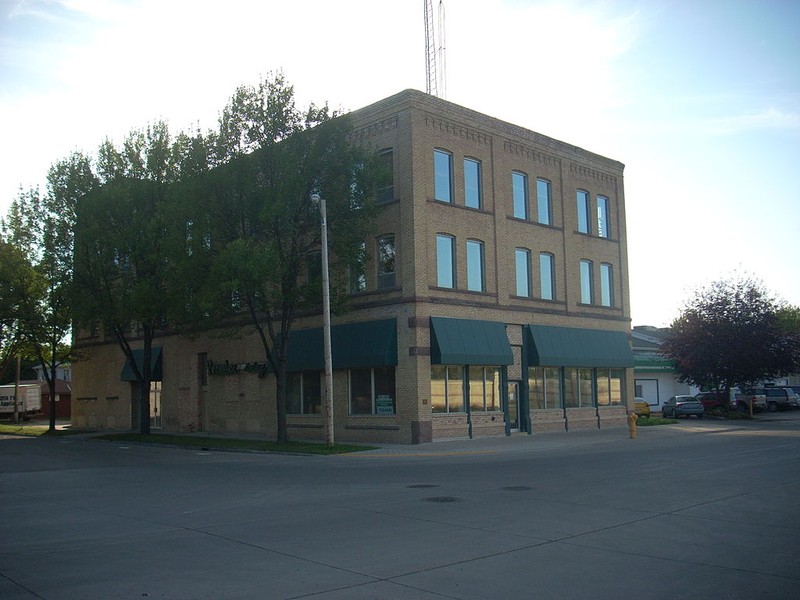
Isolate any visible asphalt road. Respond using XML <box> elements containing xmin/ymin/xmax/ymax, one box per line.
<box><xmin>2</xmin><ymin>414</ymin><xmax>799</xmax><ymax>600</ymax></box>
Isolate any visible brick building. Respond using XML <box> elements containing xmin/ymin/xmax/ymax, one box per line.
<box><xmin>72</xmin><ymin>90</ymin><xmax>634</xmax><ymax>443</ymax></box>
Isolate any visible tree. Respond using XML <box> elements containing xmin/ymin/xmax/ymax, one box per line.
<box><xmin>660</xmin><ymin>275</ymin><xmax>800</xmax><ymax>406</ymax></box>
<box><xmin>1</xmin><ymin>153</ymin><xmax>94</xmax><ymax>431</ymax></box>
<box><xmin>73</xmin><ymin>123</ymin><xmax>183</xmax><ymax>434</ymax></box>
<box><xmin>0</xmin><ymin>236</ymin><xmax>31</xmax><ymax>384</ymax></box>
<box><xmin>191</xmin><ymin>74</ymin><xmax>381</xmax><ymax>443</ymax></box>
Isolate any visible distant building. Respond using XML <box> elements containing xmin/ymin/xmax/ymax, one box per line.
<box><xmin>632</xmin><ymin>326</ymin><xmax>694</xmax><ymax>410</ymax></box>
<box><xmin>72</xmin><ymin>90</ymin><xmax>634</xmax><ymax>443</ymax></box>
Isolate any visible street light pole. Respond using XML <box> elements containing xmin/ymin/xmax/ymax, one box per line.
<box><xmin>311</xmin><ymin>193</ymin><xmax>334</xmax><ymax>447</ymax></box>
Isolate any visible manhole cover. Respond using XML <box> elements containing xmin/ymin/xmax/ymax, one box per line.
<box><xmin>407</xmin><ymin>484</ymin><xmax>439</xmax><ymax>489</ymax></box>
<box><xmin>424</xmin><ymin>496</ymin><xmax>461</xmax><ymax>503</ymax></box>
<box><xmin>502</xmin><ymin>486</ymin><xmax>532</xmax><ymax>492</ymax></box>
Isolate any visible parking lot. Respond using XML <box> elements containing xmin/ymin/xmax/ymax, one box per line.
<box><xmin>2</xmin><ymin>413</ymin><xmax>799</xmax><ymax>599</ymax></box>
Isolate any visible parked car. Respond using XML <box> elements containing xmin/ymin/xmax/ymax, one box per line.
<box><xmin>662</xmin><ymin>395</ymin><xmax>704</xmax><ymax>419</ymax></box>
<box><xmin>694</xmin><ymin>391</ymin><xmax>726</xmax><ymax>411</ymax></box>
<box><xmin>790</xmin><ymin>387</ymin><xmax>800</xmax><ymax>409</ymax></box>
<box><xmin>634</xmin><ymin>398</ymin><xmax>651</xmax><ymax>418</ymax></box>
<box><xmin>732</xmin><ymin>389</ymin><xmax>767</xmax><ymax>413</ymax></box>
<box><xmin>759</xmin><ymin>387</ymin><xmax>798</xmax><ymax>412</ymax></box>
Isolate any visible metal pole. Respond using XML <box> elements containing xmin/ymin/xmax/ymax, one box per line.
<box><xmin>13</xmin><ymin>355</ymin><xmax>21</xmax><ymax>423</ymax></box>
<box><xmin>312</xmin><ymin>194</ymin><xmax>335</xmax><ymax>447</ymax></box>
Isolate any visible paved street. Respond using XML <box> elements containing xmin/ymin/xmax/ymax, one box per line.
<box><xmin>2</xmin><ymin>414</ymin><xmax>799</xmax><ymax>599</ymax></box>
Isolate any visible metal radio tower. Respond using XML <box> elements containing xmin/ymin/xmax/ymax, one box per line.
<box><xmin>424</xmin><ymin>0</ymin><xmax>447</xmax><ymax>98</ymax></box>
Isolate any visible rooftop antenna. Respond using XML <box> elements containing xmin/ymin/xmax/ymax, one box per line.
<box><xmin>424</xmin><ymin>0</ymin><xmax>447</xmax><ymax>98</ymax></box>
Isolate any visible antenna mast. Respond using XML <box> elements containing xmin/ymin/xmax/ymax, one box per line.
<box><xmin>424</xmin><ymin>0</ymin><xmax>447</xmax><ymax>98</ymax></box>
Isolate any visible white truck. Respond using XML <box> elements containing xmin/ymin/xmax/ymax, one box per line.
<box><xmin>0</xmin><ymin>383</ymin><xmax>43</xmax><ymax>419</ymax></box>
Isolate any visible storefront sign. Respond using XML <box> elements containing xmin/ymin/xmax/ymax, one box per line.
<box><xmin>207</xmin><ymin>359</ymin><xmax>269</xmax><ymax>378</ymax></box>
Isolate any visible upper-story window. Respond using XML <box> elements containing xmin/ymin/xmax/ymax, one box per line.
<box><xmin>464</xmin><ymin>158</ymin><xmax>482</xmax><ymax>209</ymax></box>
<box><xmin>377</xmin><ymin>149</ymin><xmax>394</xmax><ymax>203</ymax></box>
<box><xmin>349</xmin><ymin>241</ymin><xmax>366</xmax><ymax>293</ymax></box>
<box><xmin>536</xmin><ymin>178</ymin><xmax>551</xmax><ymax>225</ymax></box>
<box><xmin>540</xmin><ymin>252</ymin><xmax>555</xmax><ymax>300</ymax></box>
<box><xmin>577</xmin><ymin>190</ymin><xmax>591</xmax><ymax>234</ymax></box>
<box><xmin>580</xmin><ymin>259</ymin><xmax>594</xmax><ymax>304</ymax></box>
<box><xmin>466</xmin><ymin>239</ymin><xmax>485</xmax><ymax>292</ymax></box>
<box><xmin>436</xmin><ymin>234</ymin><xmax>455</xmax><ymax>288</ymax></box>
<box><xmin>597</xmin><ymin>196</ymin><xmax>610</xmax><ymax>238</ymax></box>
<box><xmin>515</xmin><ymin>248</ymin><xmax>531</xmax><ymax>297</ymax></box>
<box><xmin>376</xmin><ymin>235</ymin><xmax>396</xmax><ymax>289</ymax></box>
<box><xmin>434</xmin><ymin>149</ymin><xmax>453</xmax><ymax>203</ymax></box>
<box><xmin>512</xmin><ymin>172</ymin><xmax>528</xmax><ymax>219</ymax></box>
<box><xmin>600</xmin><ymin>263</ymin><xmax>614</xmax><ymax>307</ymax></box>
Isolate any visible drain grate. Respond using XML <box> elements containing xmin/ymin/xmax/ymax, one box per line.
<box><xmin>407</xmin><ymin>484</ymin><xmax>439</xmax><ymax>489</ymax></box>
<box><xmin>424</xmin><ymin>496</ymin><xmax>461</xmax><ymax>503</ymax></box>
<box><xmin>501</xmin><ymin>486</ymin><xmax>532</xmax><ymax>492</ymax></box>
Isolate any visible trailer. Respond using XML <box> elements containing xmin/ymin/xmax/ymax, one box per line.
<box><xmin>0</xmin><ymin>383</ymin><xmax>42</xmax><ymax>418</ymax></box>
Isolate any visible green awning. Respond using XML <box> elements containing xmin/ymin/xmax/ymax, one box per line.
<box><xmin>526</xmin><ymin>325</ymin><xmax>633</xmax><ymax>368</ymax></box>
<box><xmin>430</xmin><ymin>317</ymin><xmax>513</xmax><ymax>365</ymax></box>
<box><xmin>120</xmin><ymin>347</ymin><xmax>163</xmax><ymax>381</ymax></box>
<box><xmin>285</xmin><ymin>318</ymin><xmax>397</xmax><ymax>372</ymax></box>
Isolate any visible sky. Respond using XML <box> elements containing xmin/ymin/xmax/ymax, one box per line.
<box><xmin>1</xmin><ymin>0</ymin><xmax>798</xmax><ymax>327</ymax></box>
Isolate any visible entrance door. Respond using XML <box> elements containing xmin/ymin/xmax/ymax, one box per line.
<box><xmin>507</xmin><ymin>381</ymin><xmax>520</xmax><ymax>431</ymax></box>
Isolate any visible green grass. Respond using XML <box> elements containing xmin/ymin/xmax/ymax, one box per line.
<box><xmin>0</xmin><ymin>422</ymin><xmax>58</xmax><ymax>436</ymax></box>
<box><xmin>636</xmin><ymin>416</ymin><xmax>678</xmax><ymax>426</ymax></box>
<box><xmin>95</xmin><ymin>432</ymin><xmax>377</xmax><ymax>455</ymax></box>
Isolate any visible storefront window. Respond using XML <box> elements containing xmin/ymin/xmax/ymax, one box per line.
<box><xmin>287</xmin><ymin>372</ymin><xmax>322</xmax><ymax>415</ymax></box>
<box><xmin>530</xmin><ymin>366</ymin><xmax>624</xmax><ymax>409</ymax></box>
<box><xmin>579</xmin><ymin>368</ymin><xmax>594</xmax><ymax>407</ymax></box>
<box><xmin>469</xmin><ymin>366</ymin><xmax>501</xmax><ymax>411</ymax></box>
<box><xmin>610</xmin><ymin>369</ymin><xmax>624</xmax><ymax>405</ymax></box>
<box><xmin>349</xmin><ymin>367</ymin><xmax>396</xmax><ymax>415</ymax></box>
<box><xmin>431</xmin><ymin>366</ymin><xmax>465</xmax><ymax>413</ymax></box>
<box><xmin>529</xmin><ymin>367</ymin><xmax>562</xmax><ymax>409</ymax></box>
<box><xmin>564</xmin><ymin>368</ymin><xmax>578</xmax><ymax>408</ymax></box>
<box><xmin>596</xmin><ymin>368</ymin><xmax>611</xmax><ymax>406</ymax></box>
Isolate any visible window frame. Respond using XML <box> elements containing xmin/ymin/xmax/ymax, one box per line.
<box><xmin>600</xmin><ymin>262</ymin><xmax>614</xmax><ymax>307</ymax></box>
<box><xmin>512</xmin><ymin>171</ymin><xmax>529</xmax><ymax>220</ymax></box>
<box><xmin>377</xmin><ymin>148</ymin><xmax>394</xmax><ymax>204</ymax></box>
<box><xmin>515</xmin><ymin>248</ymin><xmax>531</xmax><ymax>298</ymax></box>
<box><xmin>436</xmin><ymin>233</ymin><xmax>456</xmax><ymax>288</ymax></box>
<box><xmin>464</xmin><ymin>157</ymin><xmax>482</xmax><ymax>209</ymax></box>
<box><xmin>434</xmin><ymin>149</ymin><xmax>454</xmax><ymax>203</ymax></box>
<box><xmin>466</xmin><ymin>239</ymin><xmax>485</xmax><ymax>292</ymax></box>
<box><xmin>577</xmin><ymin>189</ymin><xmax>591</xmax><ymax>234</ymax></box>
<box><xmin>376</xmin><ymin>234</ymin><xmax>396</xmax><ymax>290</ymax></box>
<box><xmin>536</xmin><ymin>178</ymin><xmax>552</xmax><ymax>225</ymax></box>
<box><xmin>597</xmin><ymin>195</ymin><xmax>610</xmax><ymax>238</ymax></box>
<box><xmin>539</xmin><ymin>252</ymin><xmax>555</xmax><ymax>300</ymax></box>
<box><xmin>348</xmin><ymin>241</ymin><xmax>367</xmax><ymax>293</ymax></box>
<box><xmin>580</xmin><ymin>259</ymin><xmax>594</xmax><ymax>304</ymax></box>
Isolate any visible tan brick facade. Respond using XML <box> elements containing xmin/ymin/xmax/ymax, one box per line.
<box><xmin>72</xmin><ymin>90</ymin><xmax>634</xmax><ymax>444</ymax></box>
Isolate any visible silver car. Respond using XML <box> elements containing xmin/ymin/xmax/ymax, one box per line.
<box><xmin>662</xmin><ymin>395</ymin><xmax>704</xmax><ymax>419</ymax></box>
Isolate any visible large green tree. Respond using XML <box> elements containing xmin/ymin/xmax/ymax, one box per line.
<box><xmin>0</xmin><ymin>236</ymin><xmax>31</xmax><ymax>385</ymax></box>
<box><xmin>1</xmin><ymin>152</ymin><xmax>95</xmax><ymax>430</ymax></box>
<box><xmin>660</xmin><ymin>276</ymin><xmax>800</xmax><ymax>406</ymax></box>
<box><xmin>192</xmin><ymin>74</ymin><xmax>380</xmax><ymax>443</ymax></box>
<box><xmin>72</xmin><ymin>123</ymin><xmax>186</xmax><ymax>434</ymax></box>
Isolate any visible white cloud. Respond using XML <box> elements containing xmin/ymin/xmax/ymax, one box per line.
<box><xmin>705</xmin><ymin>107</ymin><xmax>800</xmax><ymax>135</ymax></box>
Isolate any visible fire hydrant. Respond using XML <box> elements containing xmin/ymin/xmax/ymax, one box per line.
<box><xmin>628</xmin><ymin>412</ymin><xmax>638</xmax><ymax>439</ymax></box>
